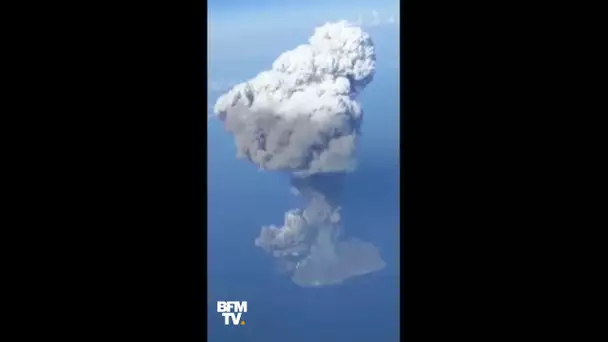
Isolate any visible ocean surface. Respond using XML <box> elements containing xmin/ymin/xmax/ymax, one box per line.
<box><xmin>207</xmin><ymin>23</ymin><xmax>400</xmax><ymax>341</ymax></box>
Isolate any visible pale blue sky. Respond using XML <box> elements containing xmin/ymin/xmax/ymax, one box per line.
<box><xmin>208</xmin><ymin>0</ymin><xmax>398</xmax><ymax>19</ymax></box>
<box><xmin>208</xmin><ymin>1</ymin><xmax>399</xmax><ymax>54</ymax></box>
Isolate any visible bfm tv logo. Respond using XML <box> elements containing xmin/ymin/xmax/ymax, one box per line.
<box><xmin>217</xmin><ymin>301</ymin><xmax>247</xmax><ymax>326</ymax></box>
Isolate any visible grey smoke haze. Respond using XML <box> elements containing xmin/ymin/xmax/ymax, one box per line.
<box><xmin>213</xmin><ymin>21</ymin><xmax>384</xmax><ymax>287</ymax></box>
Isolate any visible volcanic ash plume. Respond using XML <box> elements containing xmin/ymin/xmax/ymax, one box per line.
<box><xmin>213</xmin><ymin>21</ymin><xmax>385</xmax><ymax>287</ymax></box>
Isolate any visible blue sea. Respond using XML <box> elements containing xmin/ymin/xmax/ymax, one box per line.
<box><xmin>207</xmin><ymin>13</ymin><xmax>400</xmax><ymax>341</ymax></box>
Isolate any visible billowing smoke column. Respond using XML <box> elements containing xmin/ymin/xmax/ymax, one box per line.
<box><xmin>213</xmin><ymin>21</ymin><xmax>385</xmax><ymax>287</ymax></box>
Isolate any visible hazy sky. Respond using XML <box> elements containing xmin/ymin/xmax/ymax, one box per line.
<box><xmin>208</xmin><ymin>1</ymin><xmax>399</xmax><ymax>50</ymax></box>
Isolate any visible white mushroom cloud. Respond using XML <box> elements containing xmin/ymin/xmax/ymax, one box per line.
<box><xmin>213</xmin><ymin>21</ymin><xmax>385</xmax><ymax>287</ymax></box>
